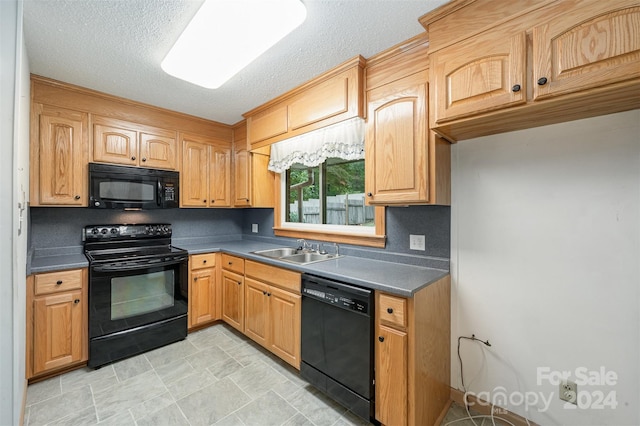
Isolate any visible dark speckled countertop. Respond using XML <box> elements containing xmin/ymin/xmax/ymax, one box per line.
<box><xmin>28</xmin><ymin>239</ymin><xmax>448</xmax><ymax>297</ymax></box>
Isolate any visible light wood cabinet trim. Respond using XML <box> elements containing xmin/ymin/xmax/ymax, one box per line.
<box><xmin>248</xmin><ymin>104</ymin><xmax>288</xmax><ymax>144</ymax></box>
<box><xmin>222</xmin><ymin>254</ymin><xmax>245</xmax><ymax>274</ymax></box>
<box><xmin>31</xmin><ymin>75</ymin><xmax>232</xmax><ymax>141</ymax></box>
<box><xmin>251</xmin><ymin>153</ymin><xmax>276</xmax><ymax>208</ymax></box>
<box><xmin>244</xmin><ymin>56</ymin><xmax>365</xmax><ymax>149</ymax></box>
<box><xmin>288</xmin><ymin>71</ymin><xmax>351</xmax><ymax>130</ymax></box>
<box><xmin>34</xmin><ymin>269</ymin><xmax>83</xmax><ymax>295</ymax></box>
<box><xmin>245</xmin><ymin>260</ymin><xmax>301</xmax><ymax>294</ymax></box>
<box><xmin>365</xmin><ymin>33</ymin><xmax>430</xmax><ymax>91</ymax></box>
<box><xmin>191</xmin><ymin>253</ymin><xmax>216</xmax><ymax>270</ymax></box>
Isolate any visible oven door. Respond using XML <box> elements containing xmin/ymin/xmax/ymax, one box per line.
<box><xmin>88</xmin><ymin>257</ymin><xmax>188</xmax><ymax>367</ymax></box>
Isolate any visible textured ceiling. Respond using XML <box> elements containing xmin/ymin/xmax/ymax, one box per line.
<box><xmin>23</xmin><ymin>0</ymin><xmax>448</xmax><ymax>125</ymax></box>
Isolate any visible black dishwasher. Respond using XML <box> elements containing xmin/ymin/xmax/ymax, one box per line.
<box><xmin>301</xmin><ymin>274</ymin><xmax>374</xmax><ymax>422</ymax></box>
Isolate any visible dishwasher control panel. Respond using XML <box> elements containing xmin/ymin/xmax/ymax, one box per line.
<box><xmin>302</xmin><ymin>275</ymin><xmax>372</xmax><ymax>315</ymax></box>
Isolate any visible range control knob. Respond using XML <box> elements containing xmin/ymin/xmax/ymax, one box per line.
<box><xmin>91</xmin><ymin>228</ymin><xmax>99</xmax><ymax>235</ymax></box>
<box><xmin>100</xmin><ymin>228</ymin><xmax>108</xmax><ymax>235</ymax></box>
<box><xmin>110</xmin><ymin>228</ymin><xmax>118</xmax><ymax>234</ymax></box>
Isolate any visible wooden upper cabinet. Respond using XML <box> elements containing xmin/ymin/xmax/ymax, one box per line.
<box><xmin>431</xmin><ymin>30</ymin><xmax>527</xmax><ymax>124</ymax></box>
<box><xmin>182</xmin><ymin>139</ymin><xmax>210</xmax><ymax>207</ymax></box>
<box><xmin>181</xmin><ymin>133</ymin><xmax>232</xmax><ymax>208</ymax></box>
<box><xmin>93</xmin><ymin>116</ymin><xmax>177</xmax><ymax>170</ymax></box>
<box><xmin>93</xmin><ymin>122</ymin><xmax>137</xmax><ymax>166</ymax></box>
<box><xmin>244</xmin><ymin>56</ymin><xmax>365</xmax><ymax>149</ymax></box>
<box><xmin>233</xmin><ymin>147</ymin><xmax>251</xmax><ymax>207</ymax></box>
<box><xmin>365</xmin><ymin>71</ymin><xmax>428</xmax><ymax>204</ymax></box>
<box><xmin>532</xmin><ymin>0</ymin><xmax>640</xmax><ymax>100</ymax></box>
<box><xmin>139</xmin><ymin>132</ymin><xmax>177</xmax><ymax>170</ymax></box>
<box><xmin>31</xmin><ymin>104</ymin><xmax>88</xmax><ymax>206</ymax></box>
<box><xmin>423</xmin><ymin>0</ymin><xmax>640</xmax><ymax>141</ymax></box>
<box><xmin>210</xmin><ymin>144</ymin><xmax>232</xmax><ymax>207</ymax></box>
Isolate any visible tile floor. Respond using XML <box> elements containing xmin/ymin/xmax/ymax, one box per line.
<box><xmin>25</xmin><ymin>323</ymin><xmax>490</xmax><ymax>426</ymax></box>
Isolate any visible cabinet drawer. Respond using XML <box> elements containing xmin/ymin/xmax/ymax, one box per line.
<box><xmin>191</xmin><ymin>253</ymin><xmax>216</xmax><ymax>270</ymax></box>
<box><xmin>34</xmin><ymin>269</ymin><xmax>83</xmax><ymax>295</ymax></box>
<box><xmin>222</xmin><ymin>254</ymin><xmax>245</xmax><ymax>274</ymax></box>
<box><xmin>245</xmin><ymin>260</ymin><xmax>301</xmax><ymax>294</ymax></box>
<box><xmin>378</xmin><ymin>293</ymin><xmax>407</xmax><ymax>328</ymax></box>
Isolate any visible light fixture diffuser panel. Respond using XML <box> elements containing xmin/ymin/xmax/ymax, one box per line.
<box><xmin>162</xmin><ymin>0</ymin><xmax>307</xmax><ymax>89</ymax></box>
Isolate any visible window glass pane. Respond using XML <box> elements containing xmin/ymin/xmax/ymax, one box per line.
<box><xmin>286</xmin><ymin>159</ymin><xmax>374</xmax><ymax>226</ymax></box>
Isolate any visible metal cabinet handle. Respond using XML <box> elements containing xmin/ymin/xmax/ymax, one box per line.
<box><xmin>537</xmin><ymin>77</ymin><xmax>548</xmax><ymax>86</ymax></box>
<box><xmin>267</xmin><ymin>292</ymin><xmax>271</xmax><ymax>297</ymax></box>
<box><xmin>378</xmin><ymin>336</ymin><xmax>384</xmax><ymax>342</ymax></box>
<box><xmin>228</xmin><ymin>262</ymin><xmax>233</xmax><ymax>265</ymax></box>
<box><xmin>211</xmin><ymin>200</ymin><xmax>215</xmax><ymax>203</ymax></box>
<box><xmin>74</xmin><ymin>195</ymin><xmax>81</xmax><ymax>200</ymax></box>
<box><xmin>262</xmin><ymin>291</ymin><xmax>267</xmax><ymax>295</ymax></box>
<box><xmin>203</xmin><ymin>260</ymin><xmax>207</xmax><ymax>264</ymax></box>
<box><xmin>194</xmin><ymin>277</ymin><xmax>198</xmax><ymax>281</ymax></box>
<box><xmin>512</xmin><ymin>84</ymin><xmax>521</xmax><ymax>92</ymax></box>
<box><xmin>237</xmin><ymin>281</ymin><xmax>241</xmax><ymax>285</ymax></box>
<box><xmin>56</xmin><ymin>280</ymin><xmax>63</xmax><ymax>285</ymax></box>
<box><xmin>142</xmin><ymin>157</ymin><xmax>147</xmax><ymax>162</ymax></box>
<box><xmin>74</xmin><ymin>299</ymin><xmax>80</xmax><ymax>304</ymax></box>
<box><xmin>203</xmin><ymin>200</ymin><xmax>207</xmax><ymax>203</ymax></box>
<box><xmin>387</xmin><ymin>308</ymin><xmax>393</xmax><ymax>314</ymax></box>
<box><xmin>131</xmin><ymin>156</ymin><xmax>136</xmax><ymax>160</ymax></box>
<box><xmin>367</xmin><ymin>192</ymin><xmax>373</xmax><ymax>197</ymax></box>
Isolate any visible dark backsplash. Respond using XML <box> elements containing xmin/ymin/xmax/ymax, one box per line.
<box><xmin>30</xmin><ymin>205</ymin><xmax>450</xmax><ymax>267</ymax></box>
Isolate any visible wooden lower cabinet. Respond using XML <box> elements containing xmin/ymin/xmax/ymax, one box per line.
<box><xmin>188</xmin><ymin>253</ymin><xmax>218</xmax><ymax>329</ymax></box>
<box><xmin>375</xmin><ymin>275</ymin><xmax>451</xmax><ymax>426</ymax></box>
<box><xmin>221</xmin><ymin>255</ymin><xmax>245</xmax><ymax>332</ymax></box>
<box><xmin>27</xmin><ymin>269</ymin><xmax>88</xmax><ymax>379</ymax></box>
<box><xmin>244</xmin><ymin>260</ymin><xmax>301</xmax><ymax>369</ymax></box>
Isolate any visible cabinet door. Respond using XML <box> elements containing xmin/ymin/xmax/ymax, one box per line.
<box><xmin>182</xmin><ymin>140</ymin><xmax>210</xmax><ymax>207</ymax></box>
<box><xmin>251</xmin><ymin>153</ymin><xmax>275</xmax><ymax>208</ymax></box>
<box><xmin>233</xmin><ymin>147</ymin><xmax>251</xmax><ymax>207</ymax></box>
<box><xmin>365</xmin><ymin>72</ymin><xmax>428</xmax><ymax>204</ymax></box>
<box><xmin>210</xmin><ymin>144</ymin><xmax>232</xmax><ymax>207</ymax></box>
<box><xmin>37</xmin><ymin>107</ymin><xmax>87</xmax><ymax>206</ymax></box>
<box><xmin>244</xmin><ymin>278</ymin><xmax>269</xmax><ymax>347</ymax></box>
<box><xmin>190</xmin><ymin>267</ymin><xmax>216</xmax><ymax>328</ymax></box>
<box><xmin>93</xmin><ymin>123</ymin><xmax>138</xmax><ymax>166</ymax></box>
<box><xmin>431</xmin><ymin>31</ymin><xmax>526</xmax><ymax>123</ymax></box>
<box><xmin>139</xmin><ymin>132</ymin><xmax>177</xmax><ymax>170</ymax></box>
<box><xmin>533</xmin><ymin>0</ymin><xmax>640</xmax><ymax>100</ymax></box>
<box><xmin>376</xmin><ymin>325</ymin><xmax>408</xmax><ymax>426</ymax></box>
<box><xmin>221</xmin><ymin>270</ymin><xmax>244</xmax><ymax>332</ymax></box>
<box><xmin>268</xmin><ymin>286</ymin><xmax>301</xmax><ymax>369</ymax></box>
<box><xmin>33</xmin><ymin>290</ymin><xmax>84</xmax><ymax>375</ymax></box>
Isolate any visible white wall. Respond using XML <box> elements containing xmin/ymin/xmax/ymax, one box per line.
<box><xmin>451</xmin><ymin>109</ymin><xmax>640</xmax><ymax>425</ymax></box>
<box><xmin>1</xmin><ymin>0</ymin><xmax>30</xmax><ymax>423</ymax></box>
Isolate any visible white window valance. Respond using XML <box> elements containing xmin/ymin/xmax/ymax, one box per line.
<box><xmin>267</xmin><ymin>117</ymin><xmax>365</xmax><ymax>173</ymax></box>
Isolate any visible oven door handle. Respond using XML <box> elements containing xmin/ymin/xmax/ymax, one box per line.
<box><xmin>157</xmin><ymin>179</ymin><xmax>162</xmax><ymax>207</ymax></box>
<box><xmin>92</xmin><ymin>257</ymin><xmax>187</xmax><ymax>272</ymax></box>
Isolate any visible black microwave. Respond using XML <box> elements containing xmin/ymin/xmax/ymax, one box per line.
<box><xmin>89</xmin><ymin>163</ymin><xmax>179</xmax><ymax>209</ymax></box>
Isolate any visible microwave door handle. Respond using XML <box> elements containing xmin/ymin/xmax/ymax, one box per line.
<box><xmin>157</xmin><ymin>179</ymin><xmax>162</xmax><ymax>207</ymax></box>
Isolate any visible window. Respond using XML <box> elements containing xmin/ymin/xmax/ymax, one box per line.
<box><xmin>285</xmin><ymin>159</ymin><xmax>374</xmax><ymax>227</ymax></box>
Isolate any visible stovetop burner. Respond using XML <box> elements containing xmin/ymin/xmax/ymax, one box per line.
<box><xmin>83</xmin><ymin>223</ymin><xmax>187</xmax><ymax>264</ymax></box>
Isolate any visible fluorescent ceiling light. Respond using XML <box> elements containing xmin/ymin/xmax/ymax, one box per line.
<box><xmin>161</xmin><ymin>0</ymin><xmax>307</xmax><ymax>89</ymax></box>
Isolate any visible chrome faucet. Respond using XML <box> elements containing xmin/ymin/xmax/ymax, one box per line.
<box><xmin>333</xmin><ymin>243</ymin><xmax>340</xmax><ymax>257</ymax></box>
<box><xmin>297</xmin><ymin>239</ymin><xmax>312</xmax><ymax>252</ymax></box>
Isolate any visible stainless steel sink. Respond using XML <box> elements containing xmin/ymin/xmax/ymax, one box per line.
<box><xmin>251</xmin><ymin>248</ymin><xmax>342</xmax><ymax>265</ymax></box>
<box><xmin>252</xmin><ymin>247</ymin><xmax>300</xmax><ymax>258</ymax></box>
<box><xmin>279</xmin><ymin>252</ymin><xmax>341</xmax><ymax>264</ymax></box>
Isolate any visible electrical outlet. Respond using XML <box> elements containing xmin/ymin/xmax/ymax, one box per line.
<box><xmin>409</xmin><ymin>234</ymin><xmax>425</xmax><ymax>251</ymax></box>
<box><xmin>559</xmin><ymin>380</ymin><xmax>577</xmax><ymax>405</ymax></box>
<box><xmin>251</xmin><ymin>223</ymin><xmax>259</xmax><ymax>233</ymax></box>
